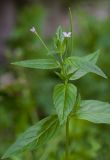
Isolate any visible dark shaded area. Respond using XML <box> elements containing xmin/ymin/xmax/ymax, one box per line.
<box><xmin>0</xmin><ymin>0</ymin><xmax>31</xmax><ymax>66</ymax></box>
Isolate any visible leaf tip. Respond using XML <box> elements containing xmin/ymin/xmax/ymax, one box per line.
<box><xmin>11</xmin><ymin>62</ymin><xmax>15</xmax><ymax>65</ymax></box>
<box><xmin>1</xmin><ymin>154</ymin><xmax>7</xmax><ymax>159</ymax></box>
<box><xmin>104</xmin><ymin>74</ymin><xmax>108</xmax><ymax>79</ymax></box>
<box><xmin>11</xmin><ymin>62</ymin><xmax>18</xmax><ymax>66</ymax></box>
<box><xmin>102</xmin><ymin>72</ymin><xmax>108</xmax><ymax>79</ymax></box>
<box><xmin>1</xmin><ymin>150</ymin><xmax>11</xmax><ymax>159</ymax></box>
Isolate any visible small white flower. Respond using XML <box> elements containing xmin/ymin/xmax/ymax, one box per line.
<box><xmin>30</xmin><ymin>27</ymin><xmax>36</xmax><ymax>33</ymax></box>
<box><xmin>63</xmin><ymin>32</ymin><xmax>71</xmax><ymax>38</ymax></box>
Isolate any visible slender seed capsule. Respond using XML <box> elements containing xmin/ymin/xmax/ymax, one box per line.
<box><xmin>30</xmin><ymin>26</ymin><xmax>49</xmax><ymax>52</ymax></box>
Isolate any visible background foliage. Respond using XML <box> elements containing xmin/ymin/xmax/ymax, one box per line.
<box><xmin>0</xmin><ymin>3</ymin><xmax>110</xmax><ymax>160</ymax></box>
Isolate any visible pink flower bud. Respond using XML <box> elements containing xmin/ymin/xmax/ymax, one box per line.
<box><xmin>30</xmin><ymin>27</ymin><xmax>36</xmax><ymax>33</ymax></box>
<box><xmin>63</xmin><ymin>32</ymin><xmax>71</xmax><ymax>38</ymax></box>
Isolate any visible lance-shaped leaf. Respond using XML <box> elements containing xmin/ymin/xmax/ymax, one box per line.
<box><xmin>76</xmin><ymin>100</ymin><xmax>110</xmax><ymax>124</ymax></box>
<box><xmin>2</xmin><ymin>115</ymin><xmax>59</xmax><ymax>159</ymax></box>
<box><xmin>12</xmin><ymin>58</ymin><xmax>59</xmax><ymax>69</ymax></box>
<box><xmin>64</xmin><ymin>51</ymin><xmax>107</xmax><ymax>80</ymax></box>
<box><xmin>64</xmin><ymin>50</ymin><xmax>100</xmax><ymax>73</ymax></box>
<box><xmin>53</xmin><ymin>83</ymin><xmax>77</xmax><ymax>124</ymax></box>
<box><xmin>84</xmin><ymin>50</ymin><xmax>100</xmax><ymax>64</ymax></box>
<box><xmin>70</xmin><ymin>50</ymin><xmax>101</xmax><ymax>80</ymax></box>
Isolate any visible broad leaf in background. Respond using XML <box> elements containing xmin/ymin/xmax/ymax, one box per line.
<box><xmin>76</xmin><ymin>100</ymin><xmax>110</xmax><ymax>123</ymax></box>
<box><xmin>64</xmin><ymin>50</ymin><xmax>107</xmax><ymax>80</ymax></box>
<box><xmin>12</xmin><ymin>58</ymin><xmax>59</xmax><ymax>69</ymax></box>
<box><xmin>2</xmin><ymin>115</ymin><xmax>59</xmax><ymax>159</ymax></box>
<box><xmin>53</xmin><ymin>83</ymin><xmax>77</xmax><ymax>124</ymax></box>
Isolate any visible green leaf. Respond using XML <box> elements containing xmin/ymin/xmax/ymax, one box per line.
<box><xmin>56</xmin><ymin>26</ymin><xmax>64</xmax><ymax>42</ymax></box>
<box><xmin>53</xmin><ymin>83</ymin><xmax>77</xmax><ymax>124</ymax></box>
<box><xmin>12</xmin><ymin>58</ymin><xmax>59</xmax><ymax>69</ymax></box>
<box><xmin>64</xmin><ymin>51</ymin><xmax>107</xmax><ymax>80</ymax></box>
<box><xmin>84</xmin><ymin>50</ymin><xmax>100</xmax><ymax>64</ymax></box>
<box><xmin>2</xmin><ymin>115</ymin><xmax>59</xmax><ymax>159</ymax></box>
<box><xmin>54</xmin><ymin>26</ymin><xmax>66</xmax><ymax>55</ymax></box>
<box><xmin>76</xmin><ymin>100</ymin><xmax>110</xmax><ymax>124</ymax></box>
<box><xmin>73</xmin><ymin>50</ymin><xmax>100</xmax><ymax>79</ymax></box>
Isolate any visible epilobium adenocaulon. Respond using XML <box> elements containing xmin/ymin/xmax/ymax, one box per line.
<box><xmin>2</xmin><ymin>10</ymin><xmax>110</xmax><ymax>160</ymax></box>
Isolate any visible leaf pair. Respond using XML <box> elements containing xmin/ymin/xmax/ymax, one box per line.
<box><xmin>3</xmin><ymin>100</ymin><xmax>110</xmax><ymax>159</ymax></box>
<box><xmin>2</xmin><ymin>115</ymin><xmax>59</xmax><ymax>159</ymax></box>
<box><xmin>64</xmin><ymin>50</ymin><xmax>107</xmax><ymax>80</ymax></box>
<box><xmin>53</xmin><ymin>81</ymin><xmax>110</xmax><ymax>125</ymax></box>
<box><xmin>12</xmin><ymin>50</ymin><xmax>107</xmax><ymax>81</ymax></box>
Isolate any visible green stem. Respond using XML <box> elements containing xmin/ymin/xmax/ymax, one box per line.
<box><xmin>64</xmin><ymin>38</ymin><xmax>68</xmax><ymax>59</ymax></box>
<box><xmin>65</xmin><ymin>117</ymin><xmax>69</xmax><ymax>160</ymax></box>
<box><xmin>35</xmin><ymin>31</ymin><xmax>49</xmax><ymax>52</ymax></box>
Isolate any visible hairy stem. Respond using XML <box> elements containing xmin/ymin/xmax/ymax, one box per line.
<box><xmin>65</xmin><ymin>117</ymin><xmax>69</xmax><ymax>160</ymax></box>
<box><xmin>35</xmin><ymin>31</ymin><xmax>49</xmax><ymax>52</ymax></box>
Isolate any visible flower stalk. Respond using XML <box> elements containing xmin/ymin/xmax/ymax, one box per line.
<box><xmin>30</xmin><ymin>27</ymin><xmax>49</xmax><ymax>52</ymax></box>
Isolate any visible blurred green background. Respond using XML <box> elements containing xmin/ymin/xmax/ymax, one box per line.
<box><xmin>0</xmin><ymin>0</ymin><xmax>110</xmax><ymax>159</ymax></box>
